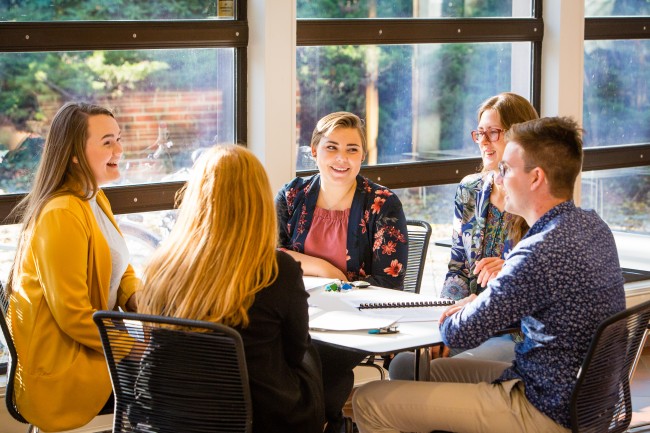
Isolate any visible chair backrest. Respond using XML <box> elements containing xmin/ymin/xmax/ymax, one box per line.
<box><xmin>0</xmin><ymin>282</ymin><xmax>30</xmax><ymax>425</ymax></box>
<box><xmin>403</xmin><ymin>219</ymin><xmax>432</xmax><ymax>294</ymax></box>
<box><xmin>93</xmin><ymin>310</ymin><xmax>253</xmax><ymax>433</ymax></box>
<box><xmin>570</xmin><ymin>299</ymin><xmax>650</xmax><ymax>433</ymax></box>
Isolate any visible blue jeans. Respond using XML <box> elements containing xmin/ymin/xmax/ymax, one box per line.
<box><xmin>388</xmin><ymin>334</ymin><xmax>515</xmax><ymax>380</ymax></box>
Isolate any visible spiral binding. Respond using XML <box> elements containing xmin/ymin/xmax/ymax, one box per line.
<box><xmin>357</xmin><ymin>300</ymin><xmax>455</xmax><ymax>310</ymax></box>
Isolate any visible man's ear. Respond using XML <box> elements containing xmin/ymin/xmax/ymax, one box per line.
<box><xmin>529</xmin><ymin>167</ymin><xmax>546</xmax><ymax>191</ymax></box>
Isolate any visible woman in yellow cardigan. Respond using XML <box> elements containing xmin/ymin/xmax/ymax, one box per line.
<box><xmin>5</xmin><ymin>102</ymin><xmax>139</xmax><ymax>432</ymax></box>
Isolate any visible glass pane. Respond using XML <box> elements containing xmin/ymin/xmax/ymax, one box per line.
<box><xmin>0</xmin><ymin>210</ymin><xmax>178</xmax><ymax>279</ymax></box>
<box><xmin>115</xmin><ymin>210</ymin><xmax>177</xmax><ymax>275</ymax></box>
<box><xmin>585</xmin><ymin>0</ymin><xmax>650</xmax><ymax>17</ymax></box>
<box><xmin>0</xmin><ymin>223</ymin><xmax>19</xmax><ymax>281</ymax></box>
<box><xmin>581</xmin><ymin>167</ymin><xmax>650</xmax><ymax>271</ymax></box>
<box><xmin>584</xmin><ymin>40</ymin><xmax>650</xmax><ymax>147</ymax></box>
<box><xmin>296</xmin><ymin>42</ymin><xmax>531</xmax><ymax>168</ymax></box>
<box><xmin>394</xmin><ymin>184</ymin><xmax>457</xmax><ymax>296</ymax></box>
<box><xmin>0</xmin><ymin>48</ymin><xmax>235</xmax><ymax>194</ymax></box>
<box><xmin>297</xmin><ymin>0</ymin><xmax>532</xmax><ymax>18</ymax></box>
<box><xmin>0</xmin><ymin>1</ymin><xmax>235</xmax><ymax>21</ymax></box>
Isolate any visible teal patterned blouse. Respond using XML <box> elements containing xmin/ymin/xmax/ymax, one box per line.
<box><xmin>441</xmin><ymin>172</ymin><xmax>517</xmax><ymax>300</ymax></box>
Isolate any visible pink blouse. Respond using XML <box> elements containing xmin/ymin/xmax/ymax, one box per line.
<box><xmin>304</xmin><ymin>206</ymin><xmax>350</xmax><ymax>273</ymax></box>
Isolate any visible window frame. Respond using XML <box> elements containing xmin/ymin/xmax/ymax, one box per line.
<box><xmin>295</xmin><ymin>2</ymin><xmax>544</xmax><ymax>186</ymax></box>
<box><xmin>0</xmin><ymin>3</ymin><xmax>249</xmax><ymax>221</ymax></box>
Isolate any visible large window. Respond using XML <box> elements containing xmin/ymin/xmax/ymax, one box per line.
<box><xmin>583</xmin><ymin>1</ymin><xmax>650</xmax><ymax>250</ymax></box>
<box><xmin>0</xmin><ymin>3</ymin><xmax>246</xmax><ymax>272</ymax></box>
<box><xmin>0</xmin><ymin>1</ymin><xmax>246</xmax><ymax>215</ymax></box>
<box><xmin>296</xmin><ymin>1</ymin><xmax>541</xmax><ymax>180</ymax></box>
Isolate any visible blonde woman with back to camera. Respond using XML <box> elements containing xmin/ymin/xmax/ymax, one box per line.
<box><xmin>137</xmin><ymin>144</ymin><xmax>325</xmax><ymax>433</ymax></box>
<box><xmin>5</xmin><ymin>102</ymin><xmax>139</xmax><ymax>431</ymax></box>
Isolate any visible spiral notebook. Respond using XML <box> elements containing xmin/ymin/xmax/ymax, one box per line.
<box><xmin>347</xmin><ymin>298</ymin><xmax>455</xmax><ymax>322</ymax></box>
<box><xmin>357</xmin><ymin>300</ymin><xmax>455</xmax><ymax>310</ymax></box>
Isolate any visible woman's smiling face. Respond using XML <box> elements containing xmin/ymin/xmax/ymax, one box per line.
<box><xmin>83</xmin><ymin>114</ymin><xmax>123</xmax><ymax>185</ymax></box>
<box><xmin>313</xmin><ymin>127</ymin><xmax>364</xmax><ymax>186</ymax></box>
<box><xmin>476</xmin><ymin>108</ymin><xmax>506</xmax><ymax>172</ymax></box>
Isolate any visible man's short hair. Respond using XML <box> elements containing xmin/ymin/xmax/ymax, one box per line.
<box><xmin>506</xmin><ymin>116</ymin><xmax>583</xmax><ymax>199</ymax></box>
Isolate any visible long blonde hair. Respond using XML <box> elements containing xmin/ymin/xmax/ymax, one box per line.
<box><xmin>6</xmin><ymin>102</ymin><xmax>114</xmax><ymax>295</ymax></box>
<box><xmin>138</xmin><ymin>145</ymin><xmax>279</xmax><ymax>327</ymax></box>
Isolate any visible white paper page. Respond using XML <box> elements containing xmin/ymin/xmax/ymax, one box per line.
<box><xmin>360</xmin><ymin>307</ymin><xmax>446</xmax><ymax>322</ymax></box>
<box><xmin>308</xmin><ymin>310</ymin><xmax>401</xmax><ymax>331</ymax></box>
<box><xmin>303</xmin><ymin>276</ymin><xmax>338</xmax><ymax>292</ymax></box>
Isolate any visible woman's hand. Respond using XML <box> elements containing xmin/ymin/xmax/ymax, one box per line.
<box><xmin>281</xmin><ymin>250</ymin><xmax>348</xmax><ymax>281</ymax></box>
<box><xmin>474</xmin><ymin>257</ymin><xmax>505</xmax><ymax>287</ymax></box>
<box><xmin>439</xmin><ymin>294</ymin><xmax>477</xmax><ymax>325</ymax></box>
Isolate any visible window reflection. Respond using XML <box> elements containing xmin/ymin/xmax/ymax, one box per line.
<box><xmin>394</xmin><ymin>184</ymin><xmax>457</xmax><ymax>296</ymax></box>
<box><xmin>0</xmin><ymin>2</ymin><xmax>230</xmax><ymax>21</ymax></box>
<box><xmin>581</xmin><ymin>167</ymin><xmax>650</xmax><ymax>235</ymax></box>
<box><xmin>584</xmin><ymin>40</ymin><xmax>650</xmax><ymax>147</ymax></box>
<box><xmin>297</xmin><ymin>0</ymin><xmax>533</xmax><ymax>19</ymax></box>
<box><xmin>296</xmin><ymin>43</ymin><xmax>531</xmax><ymax>168</ymax></box>
<box><xmin>0</xmin><ymin>48</ymin><xmax>235</xmax><ymax>194</ymax></box>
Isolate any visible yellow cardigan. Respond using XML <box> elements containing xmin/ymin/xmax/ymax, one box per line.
<box><xmin>8</xmin><ymin>190</ymin><xmax>139</xmax><ymax>432</ymax></box>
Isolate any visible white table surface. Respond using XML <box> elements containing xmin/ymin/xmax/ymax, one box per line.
<box><xmin>307</xmin><ymin>283</ymin><xmax>444</xmax><ymax>356</ymax></box>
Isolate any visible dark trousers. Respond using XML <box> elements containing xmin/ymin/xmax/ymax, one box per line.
<box><xmin>313</xmin><ymin>340</ymin><xmax>367</xmax><ymax>422</ymax></box>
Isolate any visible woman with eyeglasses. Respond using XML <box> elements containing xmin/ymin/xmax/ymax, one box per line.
<box><xmin>389</xmin><ymin>93</ymin><xmax>539</xmax><ymax>381</ymax></box>
<box><xmin>442</xmin><ymin>92</ymin><xmax>538</xmax><ymax>302</ymax></box>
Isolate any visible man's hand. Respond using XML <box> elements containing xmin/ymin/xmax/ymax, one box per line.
<box><xmin>439</xmin><ymin>294</ymin><xmax>477</xmax><ymax>325</ymax></box>
<box><xmin>474</xmin><ymin>257</ymin><xmax>505</xmax><ymax>287</ymax></box>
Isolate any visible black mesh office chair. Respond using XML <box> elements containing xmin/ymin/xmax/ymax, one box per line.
<box><xmin>93</xmin><ymin>310</ymin><xmax>253</xmax><ymax>433</ymax></box>
<box><xmin>0</xmin><ymin>282</ymin><xmax>40</xmax><ymax>433</ymax></box>
<box><xmin>431</xmin><ymin>299</ymin><xmax>650</xmax><ymax>433</ymax></box>
<box><xmin>570</xmin><ymin>299</ymin><xmax>650</xmax><ymax>433</ymax></box>
<box><xmin>404</xmin><ymin>219</ymin><xmax>432</xmax><ymax>294</ymax></box>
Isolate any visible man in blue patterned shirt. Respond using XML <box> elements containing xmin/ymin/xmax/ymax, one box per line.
<box><xmin>352</xmin><ymin>116</ymin><xmax>626</xmax><ymax>433</ymax></box>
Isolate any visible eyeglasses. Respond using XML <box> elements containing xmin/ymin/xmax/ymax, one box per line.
<box><xmin>498</xmin><ymin>161</ymin><xmax>536</xmax><ymax>178</ymax></box>
<box><xmin>471</xmin><ymin>128</ymin><xmax>505</xmax><ymax>143</ymax></box>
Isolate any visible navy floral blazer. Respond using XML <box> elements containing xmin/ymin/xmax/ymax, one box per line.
<box><xmin>275</xmin><ymin>174</ymin><xmax>408</xmax><ymax>290</ymax></box>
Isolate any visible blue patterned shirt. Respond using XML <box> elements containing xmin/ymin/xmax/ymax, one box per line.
<box><xmin>441</xmin><ymin>201</ymin><xmax>625</xmax><ymax>428</ymax></box>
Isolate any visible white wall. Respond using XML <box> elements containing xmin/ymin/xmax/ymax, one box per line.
<box><xmin>247</xmin><ymin>0</ymin><xmax>297</xmax><ymax>193</ymax></box>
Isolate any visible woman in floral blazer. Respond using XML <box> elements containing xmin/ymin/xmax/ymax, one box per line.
<box><xmin>275</xmin><ymin>112</ymin><xmax>408</xmax><ymax>433</ymax></box>
<box><xmin>276</xmin><ymin>173</ymin><xmax>407</xmax><ymax>289</ymax></box>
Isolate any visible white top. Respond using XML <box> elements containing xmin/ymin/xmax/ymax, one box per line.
<box><xmin>89</xmin><ymin>196</ymin><xmax>129</xmax><ymax>310</ymax></box>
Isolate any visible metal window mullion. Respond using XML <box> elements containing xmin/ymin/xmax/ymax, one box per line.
<box><xmin>0</xmin><ymin>20</ymin><xmax>248</xmax><ymax>52</ymax></box>
<box><xmin>297</xmin><ymin>18</ymin><xmax>543</xmax><ymax>46</ymax></box>
<box><xmin>585</xmin><ymin>17</ymin><xmax>650</xmax><ymax>40</ymax></box>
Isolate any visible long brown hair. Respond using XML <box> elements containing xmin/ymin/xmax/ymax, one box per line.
<box><xmin>478</xmin><ymin>92</ymin><xmax>539</xmax><ymax>245</ymax></box>
<box><xmin>138</xmin><ymin>145</ymin><xmax>279</xmax><ymax>327</ymax></box>
<box><xmin>6</xmin><ymin>102</ymin><xmax>114</xmax><ymax>295</ymax></box>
